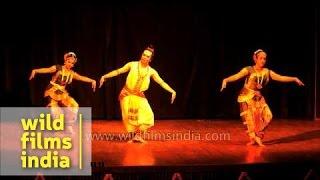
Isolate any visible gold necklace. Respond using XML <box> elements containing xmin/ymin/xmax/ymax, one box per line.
<box><xmin>257</xmin><ymin>73</ymin><xmax>264</xmax><ymax>85</ymax></box>
<box><xmin>253</xmin><ymin>67</ymin><xmax>264</xmax><ymax>85</ymax></box>
<box><xmin>134</xmin><ymin>63</ymin><xmax>149</xmax><ymax>90</ymax></box>
<box><xmin>137</xmin><ymin>63</ymin><xmax>149</xmax><ymax>79</ymax></box>
<box><xmin>61</xmin><ymin>67</ymin><xmax>73</xmax><ymax>84</ymax></box>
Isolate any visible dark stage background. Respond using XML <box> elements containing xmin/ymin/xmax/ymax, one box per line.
<box><xmin>1</xmin><ymin>3</ymin><xmax>319</xmax><ymax>120</ymax></box>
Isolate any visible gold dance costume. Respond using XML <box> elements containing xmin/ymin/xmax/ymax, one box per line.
<box><xmin>238</xmin><ymin>66</ymin><xmax>272</xmax><ymax>140</ymax></box>
<box><xmin>44</xmin><ymin>65</ymin><xmax>78</xmax><ymax>125</ymax></box>
<box><xmin>119</xmin><ymin>62</ymin><xmax>156</xmax><ymax>132</ymax></box>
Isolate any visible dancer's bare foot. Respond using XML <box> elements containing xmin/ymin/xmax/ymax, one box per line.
<box><xmin>127</xmin><ymin>134</ymin><xmax>147</xmax><ymax>143</ymax></box>
<box><xmin>246</xmin><ymin>138</ymin><xmax>256</xmax><ymax>146</ymax></box>
<box><xmin>255</xmin><ymin>137</ymin><xmax>265</xmax><ymax>147</ymax></box>
<box><xmin>66</xmin><ymin>126</ymin><xmax>75</xmax><ymax>136</ymax></box>
<box><xmin>134</xmin><ymin>135</ymin><xmax>147</xmax><ymax>143</ymax></box>
<box><xmin>127</xmin><ymin>132</ymin><xmax>135</xmax><ymax>143</ymax></box>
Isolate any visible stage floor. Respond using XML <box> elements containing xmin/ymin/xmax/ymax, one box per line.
<box><xmin>92</xmin><ymin>119</ymin><xmax>320</xmax><ymax>173</ymax></box>
<box><xmin>1</xmin><ymin>119</ymin><xmax>319</xmax><ymax>179</ymax></box>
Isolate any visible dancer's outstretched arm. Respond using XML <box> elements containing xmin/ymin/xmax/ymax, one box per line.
<box><xmin>29</xmin><ymin>65</ymin><xmax>57</xmax><ymax>80</ymax></box>
<box><xmin>99</xmin><ymin>62</ymin><xmax>132</xmax><ymax>88</ymax></box>
<box><xmin>151</xmin><ymin>70</ymin><xmax>176</xmax><ymax>104</ymax></box>
<box><xmin>220</xmin><ymin>68</ymin><xmax>249</xmax><ymax>91</ymax></box>
<box><xmin>270</xmin><ymin>70</ymin><xmax>304</xmax><ymax>86</ymax></box>
<box><xmin>73</xmin><ymin>73</ymin><xmax>97</xmax><ymax>92</ymax></box>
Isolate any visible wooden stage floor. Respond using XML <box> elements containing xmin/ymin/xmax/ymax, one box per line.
<box><xmin>91</xmin><ymin>119</ymin><xmax>320</xmax><ymax>179</ymax></box>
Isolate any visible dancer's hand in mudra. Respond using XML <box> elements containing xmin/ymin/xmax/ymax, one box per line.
<box><xmin>294</xmin><ymin>77</ymin><xmax>304</xmax><ymax>86</ymax></box>
<box><xmin>171</xmin><ymin>92</ymin><xmax>176</xmax><ymax>104</ymax></box>
<box><xmin>29</xmin><ymin>70</ymin><xmax>36</xmax><ymax>80</ymax></box>
<box><xmin>99</xmin><ymin>76</ymin><xmax>106</xmax><ymax>88</ymax></box>
<box><xmin>220</xmin><ymin>79</ymin><xmax>227</xmax><ymax>92</ymax></box>
<box><xmin>92</xmin><ymin>80</ymin><xmax>96</xmax><ymax>92</ymax></box>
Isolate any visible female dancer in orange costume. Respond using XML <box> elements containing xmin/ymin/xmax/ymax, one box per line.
<box><xmin>220</xmin><ymin>49</ymin><xmax>304</xmax><ymax>146</ymax></box>
<box><xmin>29</xmin><ymin>52</ymin><xmax>96</xmax><ymax>134</ymax></box>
